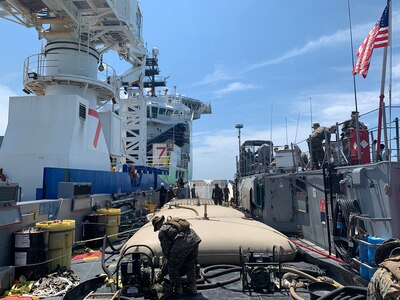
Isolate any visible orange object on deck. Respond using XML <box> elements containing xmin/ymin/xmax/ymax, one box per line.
<box><xmin>72</xmin><ymin>251</ymin><xmax>102</xmax><ymax>261</ymax></box>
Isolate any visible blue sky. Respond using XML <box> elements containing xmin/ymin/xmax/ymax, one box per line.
<box><xmin>0</xmin><ymin>0</ymin><xmax>399</xmax><ymax>180</ymax></box>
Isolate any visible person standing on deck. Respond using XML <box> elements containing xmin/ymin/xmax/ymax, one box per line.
<box><xmin>342</xmin><ymin>111</ymin><xmax>367</xmax><ymax>138</ymax></box>
<box><xmin>191</xmin><ymin>184</ymin><xmax>196</xmax><ymax>198</ymax></box>
<box><xmin>307</xmin><ymin>124</ymin><xmax>336</xmax><ymax>170</ymax></box>
<box><xmin>341</xmin><ymin>111</ymin><xmax>368</xmax><ymax>162</ymax></box>
<box><xmin>223</xmin><ymin>185</ymin><xmax>230</xmax><ymax>202</ymax></box>
<box><xmin>177</xmin><ymin>176</ymin><xmax>185</xmax><ymax>198</ymax></box>
<box><xmin>212</xmin><ymin>183</ymin><xmax>223</xmax><ymax>205</ymax></box>
<box><xmin>156</xmin><ymin>183</ymin><xmax>167</xmax><ymax>208</ymax></box>
<box><xmin>0</xmin><ymin>168</ymin><xmax>7</xmax><ymax>182</ymax></box>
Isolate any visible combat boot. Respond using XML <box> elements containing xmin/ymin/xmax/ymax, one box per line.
<box><xmin>175</xmin><ymin>283</ymin><xmax>183</xmax><ymax>295</ymax></box>
<box><xmin>188</xmin><ymin>282</ymin><xmax>197</xmax><ymax>295</ymax></box>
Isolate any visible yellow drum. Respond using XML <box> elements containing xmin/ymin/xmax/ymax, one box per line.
<box><xmin>145</xmin><ymin>203</ymin><xmax>156</xmax><ymax>213</ymax></box>
<box><xmin>36</xmin><ymin>220</ymin><xmax>75</xmax><ymax>272</ymax></box>
<box><xmin>97</xmin><ymin>208</ymin><xmax>121</xmax><ymax>242</ymax></box>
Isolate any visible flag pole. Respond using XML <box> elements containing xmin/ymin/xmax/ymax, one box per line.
<box><xmin>376</xmin><ymin>0</ymin><xmax>390</xmax><ymax>159</ymax></box>
<box><xmin>347</xmin><ymin>0</ymin><xmax>362</xmax><ymax>164</ymax></box>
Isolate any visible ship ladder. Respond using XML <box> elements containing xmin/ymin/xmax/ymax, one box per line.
<box><xmin>83</xmin><ymin>290</ymin><xmax>121</xmax><ymax>300</ymax></box>
<box><xmin>322</xmin><ymin>166</ymin><xmax>335</xmax><ymax>256</ymax></box>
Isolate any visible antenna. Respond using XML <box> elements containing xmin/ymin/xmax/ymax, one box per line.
<box><xmin>285</xmin><ymin>118</ymin><xmax>288</xmax><ymax>146</ymax></box>
<box><xmin>347</xmin><ymin>0</ymin><xmax>359</xmax><ymax>114</ymax></box>
<box><xmin>309</xmin><ymin>97</ymin><xmax>313</xmax><ymax>133</ymax></box>
<box><xmin>295</xmin><ymin>111</ymin><xmax>300</xmax><ymax>143</ymax></box>
<box><xmin>270</xmin><ymin>103</ymin><xmax>274</xmax><ymax>143</ymax></box>
<box><xmin>270</xmin><ymin>103</ymin><xmax>274</xmax><ymax>165</ymax></box>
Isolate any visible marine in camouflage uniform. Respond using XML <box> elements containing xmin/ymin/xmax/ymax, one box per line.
<box><xmin>307</xmin><ymin>125</ymin><xmax>336</xmax><ymax>170</ymax></box>
<box><xmin>341</xmin><ymin>112</ymin><xmax>368</xmax><ymax>162</ymax></box>
<box><xmin>152</xmin><ymin>216</ymin><xmax>201</xmax><ymax>295</ymax></box>
<box><xmin>342</xmin><ymin>111</ymin><xmax>367</xmax><ymax>138</ymax></box>
<box><xmin>367</xmin><ymin>239</ymin><xmax>400</xmax><ymax>299</ymax></box>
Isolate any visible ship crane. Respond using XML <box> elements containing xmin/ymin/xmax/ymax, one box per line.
<box><xmin>0</xmin><ymin>0</ymin><xmax>149</xmax><ymax>200</ymax></box>
<box><xmin>0</xmin><ymin>0</ymin><xmax>147</xmax><ymax>100</ymax></box>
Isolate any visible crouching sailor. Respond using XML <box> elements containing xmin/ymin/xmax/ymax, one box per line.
<box><xmin>152</xmin><ymin>215</ymin><xmax>201</xmax><ymax>296</ymax></box>
<box><xmin>368</xmin><ymin>239</ymin><xmax>400</xmax><ymax>299</ymax></box>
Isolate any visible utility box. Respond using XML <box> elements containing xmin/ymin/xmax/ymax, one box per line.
<box><xmin>58</xmin><ymin>182</ymin><xmax>92</xmax><ymax>198</ymax></box>
<box><xmin>275</xmin><ymin>150</ymin><xmax>295</xmax><ymax>169</ymax></box>
<box><xmin>0</xmin><ymin>183</ymin><xmax>19</xmax><ymax>206</ymax></box>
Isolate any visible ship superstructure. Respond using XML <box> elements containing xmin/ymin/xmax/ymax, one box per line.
<box><xmin>0</xmin><ymin>0</ymin><xmax>210</xmax><ymax>200</ymax></box>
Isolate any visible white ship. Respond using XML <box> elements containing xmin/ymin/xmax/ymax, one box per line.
<box><xmin>0</xmin><ymin>0</ymin><xmax>209</xmax><ymax>267</ymax></box>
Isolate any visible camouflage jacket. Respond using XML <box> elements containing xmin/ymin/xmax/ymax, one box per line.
<box><xmin>367</xmin><ymin>254</ymin><xmax>400</xmax><ymax>299</ymax></box>
<box><xmin>342</xmin><ymin>119</ymin><xmax>367</xmax><ymax>136</ymax></box>
<box><xmin>158</xmin><ymin>221</ymin><xmax>201</xmax><ymax>258</ymax></box>
<box><xmin>310</xmin><ymin>127</ymin><xmax>331</xmax><ymax>144</ymax></box>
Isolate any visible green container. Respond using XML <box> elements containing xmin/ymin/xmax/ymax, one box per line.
<box><xmin>97</xmin><ymin>208</ymin><xmax>121</xmax><ymax>242</ymax></box>
<box><xmin>36</xmin><ymin>220</ymin><xmax>75</xmax><ymax>272</ymax></box>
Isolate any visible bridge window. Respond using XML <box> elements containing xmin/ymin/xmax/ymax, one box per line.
<box><xmin>151</xmin><ymin>107</ymin><xmax>158</xmax><ymax>118</ymax></box>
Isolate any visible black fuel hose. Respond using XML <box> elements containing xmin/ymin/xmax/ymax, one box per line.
<box><xmin>317</xmin><ymin>286</ymin><xmax>367</xmax><ymax>300</ymax></box>
<box><xmin>196</xmin><ymin>264</ymin><xmax>241</xmax><ymax>290</ymax></box>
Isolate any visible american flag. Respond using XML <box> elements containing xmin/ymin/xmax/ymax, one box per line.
<box><xmin>352</xmin><ymin>5</ymin><xmax>389</xmax><ymax>78</ymax></box>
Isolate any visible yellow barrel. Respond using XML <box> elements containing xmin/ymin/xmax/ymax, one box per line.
<box><xmin>36</xmin><ymin>220</ymin><xmax>75</xmax><ymax>272</ymax></box>
<box><xmin>96</xmin><ymin>208</ymin><xmax>121</xmax><ymax>242</ymax></box>
<box><xmin>145</xmin><ymin>203</ymin><xmax>156</xmax><ymax>213</ymax></box>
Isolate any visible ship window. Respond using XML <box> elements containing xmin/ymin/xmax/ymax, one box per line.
<box><xmin>79</xmin><ymin>103</ymin><xmax>86</xmax><ymax>120</ymax></box>
<box><xmin>159</xmin><ymin>108</ymin><xmax>166</xmax><ymax>115</ymax></box>
<box><xmin>152</xmin><ymin>107</ymin><xmax>158</xmax><ymax>118</ymax></box>
<box><xmin>147</xmin><ymin>106</ymin><xmax>151</xmax><ymax>118</ymax></box>
<box><xmin>166</xmin><ymin>109</ymin><xmax>172</xmax><ymax>116</ymax></box>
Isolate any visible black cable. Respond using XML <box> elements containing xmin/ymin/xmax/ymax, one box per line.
<box><xmin>333</xmin><ymin>198</ymin><xmax>364</xmax><ymax>262</ymax></box>
<box><xmin>318</xmin><ymin>286</ymin><xmax>367</xmax><ymax>300</ymax></box>
<box><xmin>196</xmin><ymin>264</ymin><xmax>241</xmax><ymax>290</ymax></box>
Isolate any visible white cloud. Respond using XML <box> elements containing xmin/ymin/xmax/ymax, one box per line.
<box><xmin>0</xmin><ymin>86</ymin><xmax>15</xmax><ymax>135</ymax></box>
<box><xmin>393</xmin><ymin>61</ymin><xmax>400</xmax><ymax>79</ymax></box>
<box><xmin>198</xmin><ymin>63</ymin><xmax>232</xmax><ymax>85</ymax></box>
<box><xmin>243</xmin><ymin>22</ymin><xmax>375</xmax><ymax>73</ymax></box>
<box><xmin>193</xmin><ymin>130</ymin><xmax>238</xmax><ymax>180</ymax></box>
<box><xmin>213</xmin><ymin>82</ymin><xmax>259</xmax><ymax>98</ymax></box>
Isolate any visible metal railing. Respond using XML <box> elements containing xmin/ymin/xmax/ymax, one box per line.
<box><xmin>23</xmin><ymin>52</ymin><xmax>117</xmax><ymax>87</ymax></box>
<box><xmin>238</xmin><ymin>106</ymin><xmax>400</xmax><ymax>177</ymax></box>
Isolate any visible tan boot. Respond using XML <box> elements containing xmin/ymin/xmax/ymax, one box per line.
<box><xmin>188</xmin><ymin>282</ymin><xmax>197</xmax><ymax>295</ymax></box>
<box><xmin>175</xmin><ymin>283</ymin><xmax>183</xmax><ymax>295</ymax></box>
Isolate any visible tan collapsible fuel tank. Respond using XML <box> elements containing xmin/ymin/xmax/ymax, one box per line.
<box><xmin>123</xmin><ymin>199</ymin><xmax>297</xmax><ymax>266</ymax></box>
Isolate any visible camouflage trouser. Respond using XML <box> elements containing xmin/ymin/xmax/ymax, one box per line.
<box><xmin>309</xmin><ymin>141</ymin><xmax>324</xmax><ymax>169</ymax></box>
<box><xmin>167</xmin><ymin>243</ymin><xmax>199</xmax><ymax>285</ymax></box>
<box><xmin>367</xmin><ymin>268</ymin><xmax>400</xmax><ymax>299</ymax></box>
